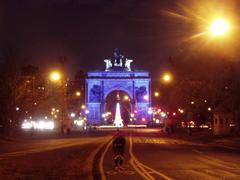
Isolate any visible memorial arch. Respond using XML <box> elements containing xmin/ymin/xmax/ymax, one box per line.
<box><xmin>86</xmin><ymin>49</ymin><xmax>151</xmax><ymax>125</ymax></box>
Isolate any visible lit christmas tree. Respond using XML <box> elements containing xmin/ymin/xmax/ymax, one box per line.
<box><xmin>113</xmin><ymin>92</ymin><xmax>124</xmax><ymax>128</ymax></box>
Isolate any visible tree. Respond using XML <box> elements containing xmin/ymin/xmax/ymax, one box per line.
<box><xmin>0</xmin><ymin>47</ymin><xmax>45</xmax><ymax>135</ymax></box>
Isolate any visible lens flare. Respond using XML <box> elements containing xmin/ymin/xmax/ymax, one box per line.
<box><xmin>210</xmin><ymin>18</ymin><xmax>229</xmax><ymax>36</ymax></box>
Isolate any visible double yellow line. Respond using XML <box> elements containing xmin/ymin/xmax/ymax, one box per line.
<box><xmin>100</xmin><ymin>138</ymin><xmax>113</xmax><ymax>180</ymax></box>
<box><xmin>129</xmin><ymin>136</ymin><xmax>172</xmax><ymax>180</ymax></box>
<box><xmin>98</xmin><ymin>135</ymin><xmax>172</xmax><ymax>180</ymax></box>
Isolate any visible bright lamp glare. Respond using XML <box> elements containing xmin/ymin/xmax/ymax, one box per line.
<box><xmin>162</xmin><ymin>73</ymin><xmax>172</xmax><ymax>83</ymax></box>
<box><xmin>70</xmin><ymin>113</ymin><xmax>76</xmax><ymax>118</ymax></box>
<box><xmin>21</xmin><ymin>120</ymin><xmax>55</xmax><ymax>130</ymax></box>
<box><xmin>160</xmin><ymin>112</ymin><xmax>166</xmax><ymax>118</ymax></box>
<box><xmin>143</xmin><ymin>95</ymin><xmax>149</xmax><ymax>100</ymax></box>
<box><xmin>210</xmin><ymin>18</ymin><xmax>229</xmax><ymax>36</ymax></box>
<box><xmin>74</xmin><ymin>120</ymin><xmax>84</xmax><ymax>126</ymax></box>
<box><xmin>50</xmin><ymin>72</ymin><xmax>61</xmax><ymax>81</ymax></box>
<box><xmin>22</xmin><ymin>122</ymin><xmax>33</xmax><ymax>129</ymax></box>
<box><xmin>154</xmin><ymin>92</ymin><xmax>159</xmax><ymax>97</ymax></box>
<box><xmin>124</xmin><ymin>95</ymin><xmax>129</xmax><ymax>100</ymax></box>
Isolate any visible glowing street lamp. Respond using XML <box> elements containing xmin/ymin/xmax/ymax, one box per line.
<box><xmin>162</xmin><ymin>72</ymin><xmax>173</xmax><ymax>83</ymax></box>
<box><xmin>70</xmin><ymin>113</ymin><xmax>76</xmax><ymax>118</ymax></box>
<box><xmin>210</xmin><ymin>18</ymin><xmax>230</xmax><ymax>37</ymax></box>
<box><xmin>124</xmin><ymin>95</ymin><xmax>129</xmax><ymax>101</ymax></box>
<box><xmin>75</xmin><ymin>91</ymin><xmax>81</xmax><ymax>97</ymax></box>
<box><xmin>50</xmin><ymin>71</ymin><xmax>61</xmax><ymax>82</ymax></box>
<box><xmin>49</xmin><ymin>69</ymin><xmax>67</xmax><ymax>134</ymax></box>
<box><xmin>154</xmin><ymin>91</ymin><xmax>160</xmax><ymax>97</ymax></box>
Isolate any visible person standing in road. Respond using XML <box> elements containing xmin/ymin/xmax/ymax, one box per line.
<box><xmin>112</xmin><ymin>130</ymin><xmax>126</xmax><ymax>170</ymax></box>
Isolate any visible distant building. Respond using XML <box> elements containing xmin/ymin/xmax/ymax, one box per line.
<box><xmin>213</xmin><ymin>106</ymin><xmax>234</xmax><ymax>135</ymax></box>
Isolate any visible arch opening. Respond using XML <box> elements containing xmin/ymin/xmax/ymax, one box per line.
<box><xmin>104</xmin><ymin>90</ymin><xmax>132</xmax><ymax>126</ymax></box>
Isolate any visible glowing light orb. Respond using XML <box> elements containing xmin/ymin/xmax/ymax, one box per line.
<box><xmin>162</xmin><ymin>73</ymin><xmax>172</xmax><ymax>83</ymax></box>
<box><xmin>70</xmin><ymin>113</ymin><xmax>76</xmax><ymax>118</ymax></box>
<box><xmin>210</xmin><ymin>18</ymin><xmax>229</xmax><ymax>36</ymax></box>
<box><xmin>124</xmin><ymin>95</ymin><xmax>129</xmax><ymax>101</ymax></box>
<box><xmin>154</xmin><ymin>92</ymin><xmax>159</xmax><ymax>97</ymax></box>
<box><xmin>50</xmin><ymin>71</ymin><xmax>61</xmax><ymax>81</ymax></box>
<box><xmin>75</xmin><ymin>91</ymin><xmax>81</xmax><ymax>96</ymax></box>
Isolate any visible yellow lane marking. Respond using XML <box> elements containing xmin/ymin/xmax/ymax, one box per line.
<box><xmin>99</xmin><ymin>138</ymin><xmax>113</xmax><ymax>180</ymax></box>
<box><xmin>133</xmin><ymin>137</ymin><xmax>196</xmax><ymax>145</ymax></box>
<box><xmin>129</xmin><ymin>136</ymin><xmax>173</xmax><ymax>180</ymax></box>
<box><xmin>84</xmin><ymin>136</ymin><xmax>112</xmax><ymax>180</ymax></box>
<box><xmin>129</xmin><ymin>136</ymin><xmax>154</xmax><ymax>179</ymax></box>
<box><xmin>140</xmin><ymin>163</ymin><xmax>173</xmax><ymax>180</ymax></box>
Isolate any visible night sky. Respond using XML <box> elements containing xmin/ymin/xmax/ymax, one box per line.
<box><xmin>1</xmin><ymin>0</ymin><xmax>240</xmax><ymax>78</ymax></box>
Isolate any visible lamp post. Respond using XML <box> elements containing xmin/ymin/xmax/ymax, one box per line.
<box><xmin>49</xmin><ymin>70</ymin><xmax>67</xmax><ymax>133</ymax></box>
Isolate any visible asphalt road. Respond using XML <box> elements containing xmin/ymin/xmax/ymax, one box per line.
<box><xmin>0</xmin><ymin>129</ymin><xmax>239</xmax><ymax>180</ymax></box>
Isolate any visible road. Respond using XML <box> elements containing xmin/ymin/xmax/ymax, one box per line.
<box><xmin>0</xmin><ymin>129</ymin><xmax>239</xmax><ymax>179</ymax></box>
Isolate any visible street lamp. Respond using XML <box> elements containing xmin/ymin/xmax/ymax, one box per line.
<box><xmin>154</xmin><ymin>91</ymin><xmax>160</xmax><ymax>97</ymax></box>
<box><xmin>49</xmin><ymin>70</ymin><xmax>66</xmax><ymax>133</ymax></box>
<box><xmin>162</xmin><ymin>72</ymin><xmax>173</xmax><ymax>83</ymax></box>
<box><xmin>50</xmin><ymin>71</ymin><xmax>61</xmax><ymax>82</ymax></box>
<box><xmin>75</xmin><ymin>91</ymin><xmax>81</xmax><ymax>97</ymax></box>
<box><xmin>124</xmin><ymin>95</ymin><xmax>129</xmax><ymax>101</ymax></box>
<box><xmin>209</xmin><ymin>18</ymin><xmax>230</xmax><ymax>37</ymax></box>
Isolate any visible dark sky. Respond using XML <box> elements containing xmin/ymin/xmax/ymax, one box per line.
<box><xmin>1</xmin><ymin>0</ymin><xmax>240</xmax><ymax>78</ymax></box>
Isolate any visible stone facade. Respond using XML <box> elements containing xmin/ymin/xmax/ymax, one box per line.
<box><xmin>85</xmin><ymin>51</ymin><xmax>151</xmax><ymax>125</ymax></box>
